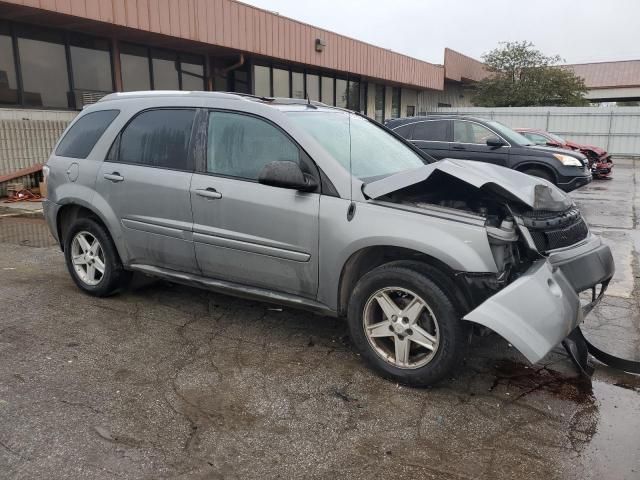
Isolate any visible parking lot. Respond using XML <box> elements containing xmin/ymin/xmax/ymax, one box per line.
<box><xmin>1</xmin><ymin>161</ymin><xmax>639</xmax><ymax>479</ymax></box>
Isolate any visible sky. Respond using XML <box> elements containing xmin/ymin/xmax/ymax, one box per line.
<box><xmin>242</xmin><ymin>0</ymin><xmax>640</xmax><ymax>65</ymax></box>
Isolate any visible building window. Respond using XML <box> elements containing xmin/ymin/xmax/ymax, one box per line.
<box><xmin>120</xmin><ymin>43</ymin><xmax>151</xmax><ymax>91</ymax></box>
<box><xmin>152</xmin><ymin>49</ymin><xmax>179</xmax><ymax>90</ymax></box>
<box><xmin>306</xmin><ymin>74</ymin><xmax>319</xmax><ymax>101</ymax></box>
<box><xmin>406</xmin><ymin>105</ymin><xmax>416</xmax><ymax>117</ymax></box>
<box><xmin>16</xmin><ymin>26</ymin><xmax>70</xmax><ymax>108</ymax></box>
<box><xmin>253</xmin><ymin>65</ymin><xmax>270</xmax><ymax>96</ymax></box>
<box><xmin>0</xmin><ymin>23</ymin><xmax>18</xmax><ymax>105</ymax></box>
<box><xmin>69</xmin><ymin>34</ymin><xmax>113</xmax><ymax>93</ymax></box>
<box><xmin>375</xmin><ymin>84</ymin><xmax>385</xmax><ymax>123</ymax></box>
<box><xmin>232</xmin><ymin>65</ymin><xmax>250</xmax><ymax>94</ymax></box>
<box><xmin>321</xmin><ymin>76</ymin><xmax>334</xmax><ymax>105</ymax></box>
<box><xmin>347</xmin><ymin>80</ymin><xmax>360</xmax><ymax>112</ymax></box>
<box><xmin>292</xmin><ymin>71</ymin><xmax>304</xmax><ymax>99</ymax></box>
<box><xmin>391</xmin><ymin>87</ymin><xmax>401</xmax><ymax>118</ymax></box>
<box><xmin>272</xmin><ymin>67</ymin><xmax>290</xmax><ymax>97</ymax></box>
<box><xmin>179</xmin><ymin>53</ymin><xmax>205</xmax><ymax>90</ymax></box>
<box><xmin>335</xmin><ymin>78</ymin><xmax>348</xmax><ymax>108</ymax></box>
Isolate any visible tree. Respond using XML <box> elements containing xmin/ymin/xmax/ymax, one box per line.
<box><xmin>473</xmin><ymin>41</ymin><xmax>588</xmax><ymax>107</ymax></box>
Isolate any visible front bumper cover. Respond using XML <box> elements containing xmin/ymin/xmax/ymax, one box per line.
<box><xmin>463</xmin><ymin>236</ymin><xmax>614</xmax><ymax>364</ymax></box>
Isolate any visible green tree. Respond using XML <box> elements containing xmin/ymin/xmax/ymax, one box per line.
<box><xmin>473</xmin><ymin>41</ymin><xmax>588</xmax><ymax>107</ymax></box>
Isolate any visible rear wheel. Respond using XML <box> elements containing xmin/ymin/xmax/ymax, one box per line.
<box><xmin>63</xmin><ymin>218</ymin><xmax>130</xmax><ymax>297</ymax></box>
<box><xmin>523</xmin><ymin>167</ymin><xmax>555</xmax><ymax>184</ymax></box>
<box><xmin>347</xmin><ymin>263</ymin><xmax>466</xmax><ymax>386</ymax></box>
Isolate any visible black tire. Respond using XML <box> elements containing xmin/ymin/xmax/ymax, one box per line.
<box><xmin>63</xmin><ymin>217</ymin><xmax>130</xmax><ymax>297</ymax></box>
<box><xmin>523</xmin><ymin>167</ymin><xmax>555</xmax><ymax>184</ymax></box>
<box><xmin>347</xmin><ymin>262</ymin><xmax>466</xmax><ymax>387</ymax></box>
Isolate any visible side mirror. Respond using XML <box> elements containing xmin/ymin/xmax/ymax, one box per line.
<box><xmin>486</xmin><ymin>136</ymin><xmax>506</xmax><ymax>148</ymax></box>
<box><xmin>258</xmin><ymin>161</ymin><xmax>318</xmax><ymax>192</ymax></box>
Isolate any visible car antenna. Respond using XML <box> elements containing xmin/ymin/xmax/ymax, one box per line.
<box><xmin>306</xmin><ymin>95</ymin><xmax>317</xmax><ymax>109</ymax></box>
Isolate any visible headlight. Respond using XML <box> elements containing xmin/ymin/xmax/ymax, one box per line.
<box><xmin>553</xmin><ymin>153</ymin><xmax>583</xmax><ymax>167</ymax></box>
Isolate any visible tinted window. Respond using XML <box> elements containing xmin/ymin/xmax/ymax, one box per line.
<box><xmin>413</xmin><ymin>120</ymin><xmax>449</xmax><ymax>141</ymax></box>
<box><xmin>70</xmin><ymin>35</ymin><xmax>113</xmax><ymax>92</ymax></box>
<box><xmin>118</xmin><ymin>109</ymin><xmax>195</xmax><ymax>170</ymax></box>
<box><xmin>17</xmin><ymin>27</ymin><xmax>70</xmax><ymax>108</ymax></box>
<box><xmin>392</xmin><ymin>124</ymin><xmax>413</xmax><ymax>139</ymax></box>
<box><xmin>374</xmin><ymin>84</ymin><xmax>385</xmax><ymax>123</ymax></box>
<box><xmin>207</xmin><ymin>111</ymin><xmax>299</xmax><ymax>180</ymax></box>
<box><xmin>180</xmin><ymin>54</ymin><xmax>204</xmax><ymax>90</ymax></box>
<box><xmin>454</xmin><ymin>121</ymin><xmax>494</xmax><ymax>144</ymax></box>
<box><xmin>121</xmin><ymin>44</ymin><xmax>150</xmax><ymax>91</ymax></box>
<box><xmin>253</xmin><ymin>65</ymin><xmax>270</xmax><ymax>97</ymax></box>
<box><xmin>347</xmin><ymin>80</ymin><xmax>360</xmax><ymax>112</ymax></box>
<box><xmin>335</xmin><ymin>79</ymin><xmax>347</xmax><ymax>108</ymax></box>
<box><xmin>0</xmin><ymin>26</ymin><xmax>18</xmax><ymax>104</ymax></box>
<box><xmin>321</xmin><ymin>76</ymin><xmax>334</xmax><ymax>105</ymax></box>
<box><xmin>273</xmin><ymin>68</ymin><xmax>289</xmax><ymax>97</ymax></box>
<box><xmin>292</xmin><ymin>71</ymin><xmax>304</xmax><ymax>99</ymax></box>
<box><xmin>152</xmin><ymin>49</ymin><xmax>179</xmax><ymax>90</ymax></box>
<box><xmin>306</xmin><ymin>74</ymin><xmax>319</xmax><ymax>101</ymax></box>
<box><xmin>56</xmin><ymin>110</ymin><xmax>119</xmax><ymax>158</ymax></box>
<box><xmin>391</xmin><ymin>87</ymin><xmax>401</xmax><ymax>118</ymax></box>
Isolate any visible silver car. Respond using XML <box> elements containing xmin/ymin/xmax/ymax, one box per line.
<box><xmin>43</xmin><ymin>92</ymin><xmax>614</xmax><ymax>386</ymax></box>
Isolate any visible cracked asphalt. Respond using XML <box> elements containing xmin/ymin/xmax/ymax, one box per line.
<box><xmin>1</xmin><ymin>160</ymin><xmax>639</xmax><ymax>479</ymax></box>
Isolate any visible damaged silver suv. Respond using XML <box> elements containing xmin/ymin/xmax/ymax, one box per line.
<box><xmin>43</xmin><ymin>92</ymin><xmax>614</xmax><ymax>386</ymax></box>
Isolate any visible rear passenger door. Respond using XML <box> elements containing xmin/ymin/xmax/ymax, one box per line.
<box><xmin>407</xmin><ymin>120</ymin><xmax>451</xmax><ymax>159</ymax></box>
<box><xmin>190</xmin><ymin>110</ymin><xmax>320</xmax><ymax>298</ymax></box>
<box><xmin>95</xmin><ymin>108</ymin><xmax>199</xmax><ymax>273</ymax></box>
<box><xmin>449</xmin><ymin>120</ymin><xmax>509</xmax><ymax>166</ymax></box>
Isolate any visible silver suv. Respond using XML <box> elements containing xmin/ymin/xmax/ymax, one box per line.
<box><xmin>43</xmin><ymin>92</ymin><xmax>614</xmax><ymax>386</ymax></box>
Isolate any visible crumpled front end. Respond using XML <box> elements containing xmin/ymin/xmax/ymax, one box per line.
<box><xmin>463</xmin><ymin>226</ymin><xmax>614</xmax><ymax>364</ymax></box>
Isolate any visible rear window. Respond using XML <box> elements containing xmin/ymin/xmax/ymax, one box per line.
<box><xmin>55</xmin><ymin>110</ymin><xmax>119</xmax><ymax>158</ymax></box>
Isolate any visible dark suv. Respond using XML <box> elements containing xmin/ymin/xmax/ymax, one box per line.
<box><xmin>386</xmin><ymin>115</ymin><xmax>592</xmax><ymax>192</ymax></box>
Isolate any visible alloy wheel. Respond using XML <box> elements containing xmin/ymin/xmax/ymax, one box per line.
<box><xmin>70</xmin><ymin>231</ymin><xmax>106</xmax><ymax>286</ymax></box>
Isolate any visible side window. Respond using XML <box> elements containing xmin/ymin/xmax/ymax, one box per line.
<box><xmin>453</xmin><ymin>121</ymin><xmax>494</xmax><ymax>144</ymax></box>
<box><xmin>392</xmin><ymin>124</ymin><xmax>412</xmax><ymax>139</ymax></box>
<box><xmin>55</xmin><ymin>110</ymin><xmax>119</xmax><ymax>159</ymax></box>
<box><xmin>413</xmin><ymin>120</ymin><xmax>449</xmax><ymax>141</ymax></box>
<box><xmin>206</xmin><ymin>111</ymin><xmax>300</xmax><ymax>180</ymax></box>
<box><xmin>117</xmin><ymin>109</ymin><xmax>195</xmax><ymax>170</ymax></box>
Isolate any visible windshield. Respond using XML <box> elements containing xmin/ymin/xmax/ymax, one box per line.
<box><xmin>286</xmin><ymin>110</ymin><xmax>425</xmax><ymax>180</ymax></box>
<box><xmin>547</xmin><ymin>132</ymin><xmax>566</xmax><ymax>144</ymax></box>
<box><xmin>485</xmin><ymin>120</ymin><xmax>534</xmax><ymax>146</ymax></box>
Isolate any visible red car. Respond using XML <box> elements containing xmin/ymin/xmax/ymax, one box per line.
<box><xmin>516</xmin><ymin>128</ymin><xmax>613</xmax><ymax>178</ymax></box>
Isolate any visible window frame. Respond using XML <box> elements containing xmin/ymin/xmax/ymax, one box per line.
<box><xmin>106</xmin><ymin>107</ymin><xmax>198</xmax><ymax>173</ymax></box>
<box><xmin>198</xmin><ymin>108</ymin><xmax>322</xmax><ymax>192</ymax></box>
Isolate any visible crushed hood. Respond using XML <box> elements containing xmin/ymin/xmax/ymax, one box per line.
<box><xmin>363</xmin><ymin>159</ymin><xmax>573</xmax><ymax>211</ymax></box>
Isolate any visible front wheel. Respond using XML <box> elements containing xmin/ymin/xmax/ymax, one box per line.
<box><xmin>347</xmin><ymin>263</ymin><xmax>466</xmax><ymax>386</ymax></box>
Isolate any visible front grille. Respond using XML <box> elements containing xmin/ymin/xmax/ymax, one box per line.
<box><xmin>525</xmin><ymin>208</ymin><xmax>589</xmax><ymax>252</ymax></box>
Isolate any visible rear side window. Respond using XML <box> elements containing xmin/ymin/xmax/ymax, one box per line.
<box><xmin>55</xmin><ymin>110</ymin><xmax>119</xmax><ymax>159</ymax></box>
<box><xmin>206</xmin><ymin>111</ymin><xmax>299</xmax><ymax>180</ymax></box>
<box><xmin>116</xmin><ymin>109</ymin><xmax>195</xmax><ymax>170</ymax></box>
<box><xmin>413</xmin><ymin>120</ymin><xmax>449</xmax><ymax>142</ymax></box>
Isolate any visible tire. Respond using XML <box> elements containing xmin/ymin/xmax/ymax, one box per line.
<box><xmin>523</xmin><ymin>167</ymin><xmax>555</xmax><ymax>184</ymax></box>
<box><xmin>347</xmin><ymin>262</ymin><xmax>466</xmax><ymax>386</ymax></box>
<box><xmin>63</xmin><ymin>217</ymin><xmax>130</xmax><ymax>297</ymax></box>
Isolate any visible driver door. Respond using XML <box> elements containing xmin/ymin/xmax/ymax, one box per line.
<box><xmin>190</xmin><ymin>110</ymin><xmax>320</xmax><ymax>298</ymax></box>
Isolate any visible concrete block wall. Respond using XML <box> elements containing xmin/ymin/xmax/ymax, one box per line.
<box><xmin>0</xmin><ymin>109</ymin><xmax>77</xmax><ymax>196</ymax></box>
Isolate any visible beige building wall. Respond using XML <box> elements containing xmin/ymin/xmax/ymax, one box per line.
<box><xmin>417</xmin><ymin>82</ymin><xmax>475</xmax><ymax>114</ymax></box>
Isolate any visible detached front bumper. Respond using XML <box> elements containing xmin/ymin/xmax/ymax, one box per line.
<box><xmin>463</xmin><ymin>235</ymin><xmax>614</xmax><ymax>363</ymax></box>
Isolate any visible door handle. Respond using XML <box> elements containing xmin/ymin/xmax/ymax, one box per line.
<box><xmin>452</xmin><ymin>145</ymin><xmax>466</xmax><ymax>151</ymax></box>
<box><xmin>103</xmin><ymin>172</ymin><xmax>124</xmax><ymax>182</ymax></box>
<box><xmin>195</xmin><ymin>188</ymin><xmax>222</xmax><ymax>199</ymax></box>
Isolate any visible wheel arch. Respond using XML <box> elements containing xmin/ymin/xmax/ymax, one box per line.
<box><xmin>337</xmin><ymin>245</ymin><xmax>473</xmax><ymax>317</ymax></box>
<box><xmin>514</xmin><ymin>161</ymin><xmax>558</xmax><ymax>183</ymax></box>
